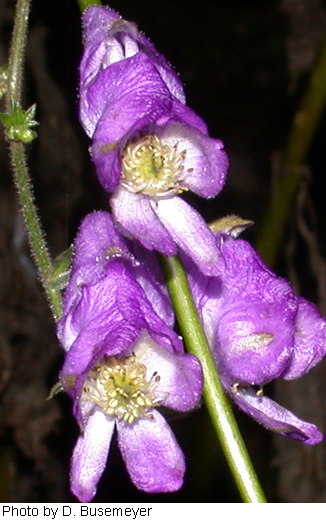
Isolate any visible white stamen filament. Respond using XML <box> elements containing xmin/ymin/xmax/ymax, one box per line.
<box><xmin>121</xmin><ymin>134</ymin><xmax>187</xmax><ymax>198</ymax></box>
<box><xmin>82</xmin><ymin>353</ymin><xmax>162</xmax><ymax>424</ymax></box>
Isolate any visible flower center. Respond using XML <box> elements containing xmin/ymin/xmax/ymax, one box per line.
<box><xmin>82</xmin><ymin>354</ymin><xmax>161</xmax><ymax>424</ymax></box>
<box><xmin>121</xmin><ymin>134</ymin><xmax>187</xmax><ymax>198</ymax></box>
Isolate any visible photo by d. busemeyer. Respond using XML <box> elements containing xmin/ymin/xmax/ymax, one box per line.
<box><xmin>53</xmin><ymin>5</ymin><xmax>326</xmax><ymax>502</ymax></box>
<box><xmin>3</xmin><ymin>0</ymin><xmax>326</xmax><ymax>504</ymax></box>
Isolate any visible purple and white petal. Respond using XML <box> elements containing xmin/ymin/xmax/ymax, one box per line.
<box><xmin>80</xmin><ymin>6</ymin><xmax>185</xmax><ymax>138</ymax></box>
<box><xmin>70</xmin><ymin>410</ymin><xmax>115</xmax><ymax>503</ymax></box>
<box><xmin>230</xmin><ymin>387</ymin><xmax>323</xmax><ymax>445</ymax></box>
<box><xmin>158</xmin><ymin>122</ymin><xmax>228</xmax><ymax>198</ymax></box>
<box><xmin>80</xmin><ymin>9</ymin><xmax>121</xmax><ymax>83</ymax></box>
<box><xmin>134</xmin><ymin>332</ymin><xmax>203</xmax><ymax>411</ymax></box>
<box><xmin>111</xmin><ymin>187</ymin><xmax>177</xmax><ymax>255</ymax></box>
<box><xmin>154</xmin><ymin>196</ymin><xmax>221</xmax><ymax>276</ymax></box>
<box><xmin>81</xmin><ymin>6</ymin><xmax>185</xmax><ymax>101</ymax></box>
<box><xmin>117</xmin><ymin>410</ymin><xmax>185</xmax><ymax>493</ymax></box>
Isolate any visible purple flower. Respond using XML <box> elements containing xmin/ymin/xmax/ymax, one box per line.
<box><xmin>185</xmin><ymin>220</ymin><xmax>326</xmax><ymax>444</ymax></box>
<box><xmin>79</xmin><ymin>6</ymin><xmax>228</xmax><ymax>276</ymax></box>
<box><xmin>57</xmin><ymin>211</ymin><xmax>203</xmax><ymax>502</ymax></box>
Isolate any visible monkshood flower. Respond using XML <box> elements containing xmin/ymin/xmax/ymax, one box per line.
<box><xmin>57</xmin><ymin>211</ymin><xmax>203</xmax><ymax>502</ymax></box>
<box><xmin>79</xmin><ymin>6</ymin><xmax>228</xmax><ymax>276</ymax></box>
<box><xmin>184</xmin><ymin>217</ymin><xmax>326</xmax><ymax>444</ymax></box>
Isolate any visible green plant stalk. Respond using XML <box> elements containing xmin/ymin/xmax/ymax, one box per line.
<box><xmin>5</xmin><ymin>0</ymin><xmax>30</xmax><ymax>106</ymax></box>
<box><xmin>255</xmin><ymin>32</ymin><xmax>326</xmax><ymax>267</ymax></box>
<box><xmin>10</xmin><ymin>142</ymin><xmax>62</xmax><ymax>319</ymax></box>
<box><xmin>5</xmin><ymin>0</ymin><xmax>62</xmax><ymax>320</ymax></box>
<box><xmin>160</xmin><ymin>254</ymin><xmax>267</xmax><ymax>503</ymax></box>
<box><xmin>77</xmin><ymin>0</ymin><xmax>101</xmax><ymax>12</ymax></box>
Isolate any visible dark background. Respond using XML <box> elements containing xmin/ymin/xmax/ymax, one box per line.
<box><xmin>1</xmin><ymin>0</ymin><xmax>326</xmax><ymax>502</ymax></box>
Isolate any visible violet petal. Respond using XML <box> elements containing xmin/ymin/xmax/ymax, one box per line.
<box><xmin>282</xmin><ymin>297</ymin><xmax>326</xmax><ymax>380</ymax></box>
<box><xmin>230</xmin><ymin>387</ymin><xmax>323</xmax><ymax>445</ymax></box>
<box><xmin>117</xmin><ymin>410</ymin><xmax>185</xmax><ymax>492</ymax></box>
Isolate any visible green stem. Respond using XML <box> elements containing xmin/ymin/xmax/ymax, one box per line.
<box><xmin>5</xmin><ymin>0</ymin><xmax>62</xmax><ymax>320</ymax></box>
<box><xmin>10</xmin><ymin>141</ymin><xmax>62</xmax><ymax>320</ymax></box>
<box><xmin>255</xmin><ymin>32</ymin><xmax>326</xmax><ymax>266</ymax></box>
<box><xmin>5</xmin><ymin>0</ymin><xmax>30</xmax><ymax>108</ymax></box>
<box><xmin>77</xmin><ymin>0</ymin><xmax>101</xmax><ymax>13</ymax></box>
<box><xmin>160</xmin><ymin>254</ymin><xmax>267</xmax><ymax>503</ymax></box>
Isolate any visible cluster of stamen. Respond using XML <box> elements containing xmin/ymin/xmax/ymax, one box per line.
<box><xmin>82</xmin><ymin>354</ymin><xmax>161</xmax><ymax>424</ymax></box>
<box><xmin>121</xmin><ymin>134</ymin><xmax>187</xmax><ymax>198</ymax></box>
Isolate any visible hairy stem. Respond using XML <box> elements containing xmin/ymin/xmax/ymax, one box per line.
<box><xmin>5</xmin><ymin>0</ymin><xmax>62</xmax><ymax>320</ymax></box>
<box><xmin>5</xmin><ymin>0</ymin><xmax>30</xmax><ymax>107</ymax></box>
